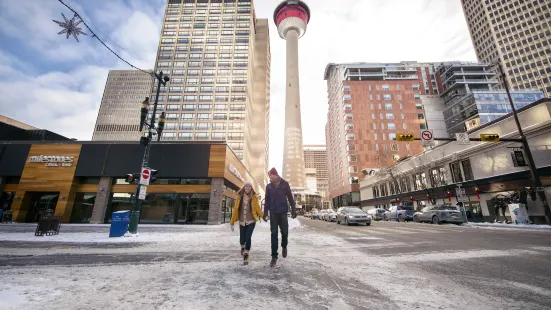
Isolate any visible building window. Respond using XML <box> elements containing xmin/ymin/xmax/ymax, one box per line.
<box><xmin>346</xmin><ymin>144</ymin><xmax>356</xmax><ymax>151</ymax></box>
<box><xmin>383</xmin><ymin>94</ymin><xmax>392</xmax><ymax>100</ymax></box>
<box><xmin>385</xmin><ymin>103</ymin><xmax>393</xmax><ymax>110</ymax></box>
<box><xmin>449</xmin><ymin>162</ymin><xmax>463</xmax><ymax>183</ymax></box>
<box><xmin>386</xmin><ymin>113</ymin><xmax>394</xmax><ymax>120</ymax></box>
<box><xmin>461</xmin><ymin>160</ymin><xmax>474</xmax><ymax>181</ymax></box>
<box><xmin>382</xmin><ymin>84</ymin><xmax>390</xmax><ymax>91</ymax></box>
<box><xmin>430</xmin><ymin>167</ymin><xmax>447</xmax><ymax>187</ymax></box>
<box><xmin>388</xmin><ymin>123</ymin><xmax>396</xmax><ymax>130</ymax></box>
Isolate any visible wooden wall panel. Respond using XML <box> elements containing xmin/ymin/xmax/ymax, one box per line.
<box><xmin>76</xmin><ymin>184</ymin><xmax>99</xmax><ymax>193</ymax></box>
<box><xmin>18</xmin><ymin>144</ymin><xmax>82</xmax><ymax>191</ymax></box>
<box><xmin>11</xmin><ymin>144</ymin><xmax>82</xmax><ymax>222</ymax></box>
<box><xmin>112</xmin><ymin>184</ymin><xmax>211</xmax><ymax>194</ymax></box>
<box><xmin>3</xmin><ymin>184</ymin><xmax>17</xmax><ymax>192</ymax></box>
<box><xmin>208</xmin><ymin>144</ymin><xmax>226</xmax><ymax>178</ymax></box>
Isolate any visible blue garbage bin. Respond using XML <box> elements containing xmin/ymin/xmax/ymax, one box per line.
<box><xmin>110</xmin><ymin>210</ymin><xmax>130</xmax><ymax>237</ymax></box>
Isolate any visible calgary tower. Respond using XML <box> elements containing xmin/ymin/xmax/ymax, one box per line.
<box><xmin>274</xmin><ymin>0</ymin><xmax>311</xmax><ymax>189</ymax></box>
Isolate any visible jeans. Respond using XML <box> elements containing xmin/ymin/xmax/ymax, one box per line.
<box><xmin>239</xmin><ymin>223</ymin><xmax>256</xmax><ymax>251</ymax></box>
<box><xmin>270</xmin><ymin>212</ymin><xmax>288</xmax><ymax>258</ymax></box>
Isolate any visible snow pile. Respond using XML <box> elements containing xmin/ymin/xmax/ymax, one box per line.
<box><xmin>465</xmin><ymin>222</ymin><xmax>551</xmax><ymax>231</ymax></box>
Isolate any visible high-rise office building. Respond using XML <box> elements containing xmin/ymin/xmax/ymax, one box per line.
<box><xmin>324</xmin><ymin>62</ymin><xmax>439</xmax><ymax>208</ymax></box>
<box><xmin>303</xmin><ymin>145</ymin><xmax>330</xmax><ymax>208</ymax></box>
<box><xmin>436</xmin><ymin>61</ymin><xmax>544</xmax><ymax>135</ymax></box>
<box><xmin>460</xmin><ymin>0</ymin><xmax>551</xmax><ymax>97</ymax></box>
<box><xmin>92</xmin><ymin>70</ymin><xmax>153</xmax><ymax>141</ymax></box>
<box><xmin>151</xmin><ymin>0</ymin><xmax>270</xmax><ymax>188</ymax></box>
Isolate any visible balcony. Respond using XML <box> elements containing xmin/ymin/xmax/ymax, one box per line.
<box><xmin>385</xmin><ymin>74</ymin><xmax>419</xmax><ymax>80</ymax></box>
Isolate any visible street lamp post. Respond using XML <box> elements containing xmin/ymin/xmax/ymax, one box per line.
<box><xmin>127</xmin><ymin>71</ymin><xmax>170</xmax><ymax>235</ymax></box>
<box><xmin>494</xmin><ymin>61</ymin><xmax>551</xmax><ymax>224</ymax></box>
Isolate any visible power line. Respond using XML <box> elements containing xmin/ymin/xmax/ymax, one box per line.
<box><xmin>64</xmin><ymin>0</ymin><xmax>151</xmax><ymax>69</ymax></box>
<box><xmin>57</xmin><ymin>0</ymin><xmax>154</xmax><ymax>77</ymax></box>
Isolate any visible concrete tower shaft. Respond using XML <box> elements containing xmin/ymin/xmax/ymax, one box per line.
<box><xmin>273</xmin><ymin>1</ymin><xmax>310</xmax><ymax>189</ymax></box>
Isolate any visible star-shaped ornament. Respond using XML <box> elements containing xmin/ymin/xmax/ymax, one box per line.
<box><xmin>53</xmin><ymin>13</ymin><xmax>87</xmax><ymax>42</ymax></box>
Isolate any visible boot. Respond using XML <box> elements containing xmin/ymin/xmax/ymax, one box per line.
<box><xmin>282</xmin><ymin>248</ymin><xmax>287</xmax><ymax>258</ymax></box>
<box><xmin>240</xmin><ymin>245</ymin><xmax>245</xmax><ymax>257</ymax></box>
<box><xmin>270</xmin><ymin>258</ymin><xmax>277</xmax><ymax>267</ymax></box>
<box><xmin>243</xmin><ymin>250</ymin><xmax>249</xmax><ymax>265</ymax></box>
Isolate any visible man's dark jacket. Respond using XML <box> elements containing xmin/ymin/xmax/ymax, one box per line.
<box><xmin>264</xmin><ymin>178</ymin><xmax>296</xmax><ymax>214</ymax></box>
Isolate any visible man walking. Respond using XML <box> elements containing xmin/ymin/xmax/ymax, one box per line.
<box><xmin>263</xmin><ymin>168</ymin><xmax>296</xmax><ymax>267</ymax></box>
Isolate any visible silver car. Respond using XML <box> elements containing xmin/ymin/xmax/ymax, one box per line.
<box><xmin>336</xmin><ymin>207</ymin><xmax>372</xmax><ymax>226</ymax></box>
<box><xmin>413</xmin><ymin>205</ymin><xmax>465</xmax><ymax>225</ymax></box>
<box><xmin>324</xmin><ymin>210</ymin><xmax>337</xmax><ymax>222</ymax></box>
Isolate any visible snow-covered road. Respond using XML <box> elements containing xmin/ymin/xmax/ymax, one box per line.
<box><xmin>1</xmin><ymin>219</ymin><xmax>550</xmax><ymax>309</ymax></box>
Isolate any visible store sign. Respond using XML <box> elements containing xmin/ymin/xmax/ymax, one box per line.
<box><xmin>228</xmin><ymin>164</ymin><xmax>245</xmax><ymax>182</ymax></box>
<box><xmin>28</xmin><ymin>155</ymin><xmax>74</xmax><ymax>167</ymax></box>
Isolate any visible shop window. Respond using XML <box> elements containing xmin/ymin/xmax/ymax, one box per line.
<box><xmin>70</xmin><ymin>193</ymin><xmax>96</xmax><ymax>223</ymax></box>
<box><xmin>449</xmin><ymin>161</ymin><xmax>464</xmax><ymax>183</ymax></box>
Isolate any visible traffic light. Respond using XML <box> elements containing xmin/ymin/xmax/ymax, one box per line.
<box><xmin>149</xmin><ymin>169</ymin><xmax>158</xmax><ymax>184</ymax></box>
<box><xmin>139</xmin><ymin>97</ymin><xmax>150</xmax><ymax>132</ymax></box>
<box><xmin>396</xmin><ymin>133</ymin><xmax>415</xmax><ymax>141</ymax></box>
<box><xmin>125</xmin><ymin>173</ymin><xmax>141</xmax><ymax>184</ymax></box>
<box><xmin>480</xmin><ymin>134</ymin><xmax>500</xmax><ymax>142</ymax></box>
<box><xmin>140</xmin><ymin>136</ymin><xmax>149</xmax><ymax>147</ymax></box>
<box><xmin>157</xmin><ymin>112</ymin><xmax>166</xmax><ymax>142</ymax></box>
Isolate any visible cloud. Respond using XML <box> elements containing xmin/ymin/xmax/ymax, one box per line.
<box><xmin>0</xmin><ymin>0</ymin><xmax>478</xmax><ymax>176</ymax></box>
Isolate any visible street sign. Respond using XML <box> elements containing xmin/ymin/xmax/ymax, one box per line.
<box><xmin>140</xmin><ymin>168</ymin><xmax>150</xmax><ymax>186</ymax></box>
<box><xmin>455</xmin><ymin>187</ymin><xmax>468</xmax><ymax>202</ymax></box>
<box><xmin>455</xmin><ymin>132</ymin><xmax>470</xmax><ymax>145</ymax></box>
<box><xmin>420</xmin><ymin>130</ymin><xmax>434</xmax><ymax>146</ymax></box>
<box><xmin>138</xmin><ymin>185</ymin><xmax>147</xmax><ymax>200</ymax></box>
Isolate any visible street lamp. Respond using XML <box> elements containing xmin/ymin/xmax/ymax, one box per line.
<box><xmin>492</xmin><ymin>61</ymin><xmax>551</xmax><ymax>224</ymax></box>
<box><xmin>128</xmin><ymin>71</ymin><xmax>170</xmax><ymax>235</ymax></box>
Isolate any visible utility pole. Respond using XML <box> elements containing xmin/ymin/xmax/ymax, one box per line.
<box><xmin>127</xmin><ymin>71</ymin><xmax>170</xmax><ymax>235</ymax></box>
<box><xmin>495</xmin><ymin>61</ymin><xmax>551</xmax><ymax>224</ymax></box>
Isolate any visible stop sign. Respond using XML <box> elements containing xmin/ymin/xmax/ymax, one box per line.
<box><xmin>142</xmin><ymin>169</ymin><xmax>150</xmax><ymax>180</ymax></box>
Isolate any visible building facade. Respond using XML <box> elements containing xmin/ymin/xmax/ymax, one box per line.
<box><xmin>435</xmin><ymin>62</ymin><xmax>544</xmax><ymax>135</ymax></box>
<box><xmin>92</xmin><ymin>70</ymin><xmax>154</xmax><ymax>141</ymax></box>
<box><xmin>0</xmin><ymin>140</ymin><xmax>259</xmax><ymax>225</ymax></box>
<box><xmin>460</xmin><ymin>0</ymin><xmax>551</xmax><ymax>96</ymax></box>
<box><xmin>303</xmin><ymin>144</ymin><xmax>330</xmax><ymax>207</ymax></box>
<box><xmin>150</xmin><ymin>0</ymin><xmax>270</xmax><ymax>190</ymax></box>
<box><xmin>324</xmin><ymin>62</ymin><xmax>440</xmax><ymax>208</ymax></box>
<box><xmin>359</xmin><ymin>98</ymin><xmax>551</xmax><ymax>224</ymax></box>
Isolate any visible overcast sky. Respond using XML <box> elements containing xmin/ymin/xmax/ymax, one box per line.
<box><xmin>0</xmin><ymin>0</ymin><xmax>476</xmax><ymax>172</ymax></box>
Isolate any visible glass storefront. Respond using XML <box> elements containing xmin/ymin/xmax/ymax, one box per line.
<box><xmin>70</xmin><ymin>193</ymin><xmax>96</xmax><ymax>223</ymax></box>
<box><xmin>105</xmin><ymin>192</ymin><xmax>211</xmax><ymax>224</ymax></box>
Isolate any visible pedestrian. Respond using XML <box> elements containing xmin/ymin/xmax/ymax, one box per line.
<box><xmin>263</xmin><ymin>168</ymin><xmax>297</xmax><ymax>267</ymax></box>
<box><xmin>229</xmin><ymin>181</ymin><xmax>265</xmax><ymax>265</ymax></box>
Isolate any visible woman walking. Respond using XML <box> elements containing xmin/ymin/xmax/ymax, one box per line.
<box><xmin>230</xmin><ymin>181</ymin><xmax>265</xmax><ymax>265</ymax></box>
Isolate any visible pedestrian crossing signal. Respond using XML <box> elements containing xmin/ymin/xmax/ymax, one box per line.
<box><xmin>480</xmin><ymin>134</ymin><xmax>500</xmax><ymax>142</ymax></box>
<box><xmin>396</xmin><ymin>134</ymin><xmax>415</xmax><ymax>141</ymax></box>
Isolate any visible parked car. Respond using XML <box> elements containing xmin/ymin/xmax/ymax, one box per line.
<box><xmin>319</xmin><ymin>210</ymin><xmax>330</xmax><ymax>220</ymax></box>
<box><xmin>367</xmin><ymin>208</ymin><xmax>386</xmax><ymax>221</ymax></box>
<box><xmin>324</xmin><ymin>210</ymin><xmax>337</xmax><ymax>222</ymax></box>
<box><xmin>311</xmin><ymin>211</ymin><xmax>322</xmax><ymax>220</ymax></box>
<box><xmin>413</xmin><ymin>205</ymin><xmax>465</xmax><ymax>225</ymax></box>
<box><xmin>303</xmin><ymin>212</ymin><xmax>311</xmax><ymax>218</ymax></box>
<box><xmin>336</xmin><ymin>207</ymin><xmax>371</xmax><ymax>226</ymax></box>
<box><xmin>384</xmin><ymin>205</ymin><xmax>415</xmax><ymax>222</ymax></box>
